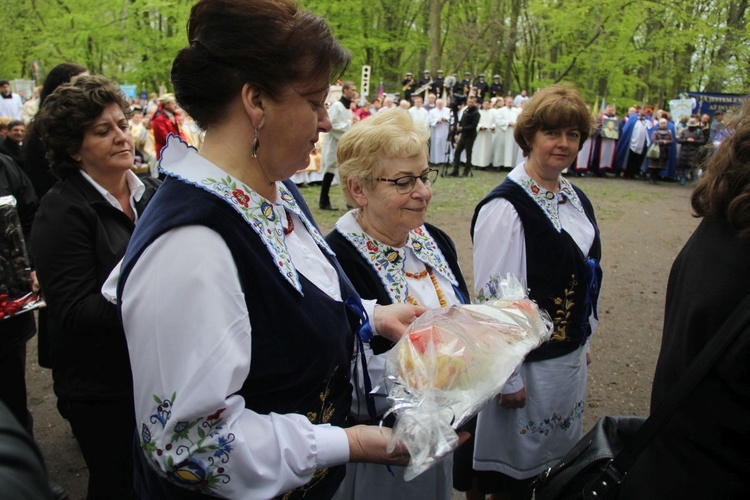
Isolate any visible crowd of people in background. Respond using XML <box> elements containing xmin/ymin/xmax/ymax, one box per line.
<box><xmin>305</xmin><ymin>73</ymin><xmax>729</xmax><ymax>190</ymax></box>
<box><xmin>0</xmin><ymin>17</ymin><xmax>745</xmax><ymax>496</ymax></box>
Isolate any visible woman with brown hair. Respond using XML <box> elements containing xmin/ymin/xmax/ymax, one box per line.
<box><xmin>470</xmin><ymin>84</ymin><xmax>601</xmax><ymax>499</ymax></box>
<box><xmin>30</xmin><ymin>74</ymin><xmax>160</xmax><ymax>499</ymax></box>
<box><xmin>620</xmin><ymin>100</ymin><xmax>750</xmax><ymax>498</ymax></box>
<box><xmin>112</xmin><ymin>1</ymin><xmax>444</xmax><ymax>499</ymax></box>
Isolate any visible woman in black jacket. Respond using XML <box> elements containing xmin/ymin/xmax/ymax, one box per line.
<box><xmin>30</xmin><ymin>75</ymin><xmax>159</xmax><ymax>500</ymax></box>
<box><xmin>676</xmin><ymin>117</ymin><xmax>706</xmax><ymax>186</ymax></box>
<box><xmin>620</xmin><ymin>98</ymin><xmax>750</xmax><ymax>499</ymax></box>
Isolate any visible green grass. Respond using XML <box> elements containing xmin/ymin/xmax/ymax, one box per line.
<box><xmin>301</xmin><ymin>169</ymin><xmax>680</xmax><ymax>234</ymax></box>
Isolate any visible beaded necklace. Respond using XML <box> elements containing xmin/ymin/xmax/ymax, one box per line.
<box><xmin>405</xmin><ymin>266</ymin><xmax>448</xmax><ymax>307</ymax></box>
<box><xmin>283</xmin><ymin>210</ymin><xmax>294</xmax><ymax>235</ymax></box>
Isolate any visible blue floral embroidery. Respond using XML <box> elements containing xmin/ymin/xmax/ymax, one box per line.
<box><xmin>140</xmin><ymin>393</ymin><xmax>235</xmax><ymax>494</ymax></box>
<box><xmin>519</xmin><ymin>400</ymin><xmax>584</xmax><ymax>436</ymax></box>
<box><xmin>194</xmin><ymin>174</ymin><xmax>332</xmax><ymax>295</ymax></box>
<box><xmin>476</xmin><ymin>273</ymin><xmax>503</xmax><ymax>303</ymax></box>
<box><xmin>335</xmin><ymin>211</ymin><xmax>458</xmax><ymax>304</ymax></box>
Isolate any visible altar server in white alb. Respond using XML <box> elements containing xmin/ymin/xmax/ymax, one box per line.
<box><xmin>493</xmin><ymin>96</ymin><xmax>519</xmax><ymax>169</ymax></box>
<box><xmin>472</xmin><ymin>99</ymin><xmax>495</xmax><ymax>168</ymax></box>
<box><xmin>408</xmin><ymin>95</ymin><xmax>430</xmax><ymax>132</ymax></box>
<box><xmin>429</xmin><ymin>98</ymin><xmax>451</xmax><ymax>165</ymax></box>
<box><xmin>0</xmin><ymin>80</ymin><xmax>23</xmax><ymax>120</ymax></box>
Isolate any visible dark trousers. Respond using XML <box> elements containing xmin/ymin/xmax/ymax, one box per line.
<box><xmin>0</xmin><ymin>342</ymin><xmax>33</xmax><ymax>435</ymax></box>
<box><xmin>319</xmin><ymin>172</ymin><xmax>335</xmax><ymax>208</ymax></box>
<box><xmin>57</xmin><ymin>398</ymin><xmax>137</xmax><ymax>500</ymax></box>
<box><xmin>452</xmin><ymin>133</ymin><xmax>476</xmax><ymax>174</ymax></box>
<box><xmin>625</xmin><ymin>147</ymin><xmax>646</xmax><ymax>179</ymax></box>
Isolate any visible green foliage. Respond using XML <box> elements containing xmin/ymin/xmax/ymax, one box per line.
<box><xmin>0</xmin><ymin>0</ymin><xmax>745</xmax><ymax>105</ymax></box>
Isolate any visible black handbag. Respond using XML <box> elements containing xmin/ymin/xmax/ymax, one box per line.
<box><xmin>533</xmin><ymin>292</ymin><xmax>750</xmax><ymax>500</ymax></box>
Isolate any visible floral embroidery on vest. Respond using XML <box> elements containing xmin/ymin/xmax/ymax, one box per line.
<box><xmin>281</xmin><ymin>366</ymin><xmax>342</xmax><ymax>499</ymax></box>
<box><xmin>510</xmin><ymin>173</ymin><xmax>585</xmax><ymax>232</ymax></box>
<box><xmin>550</xmin><ymin>275</ymin><xmax>577</xmax><ymax>341</ymax></box>
<box><xmin>159</xmin><ymin>135</ymin><xmax>333</xmax><ymax>295</ymax></box>
<box><xmin>140</xmin><ymin>393</ymin><xmax>234</xmax><ymax>494</ymax></box>
<box><xmin>335</xmin><ymin>211</ymin><xmax>458</xmax><ymax>304</ymax></box>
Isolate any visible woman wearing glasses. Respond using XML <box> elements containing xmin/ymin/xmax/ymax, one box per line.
<box><xmin>326</xmin><ymin>109</ymin><xmax>470</xmax><ymax>500</ymax></box>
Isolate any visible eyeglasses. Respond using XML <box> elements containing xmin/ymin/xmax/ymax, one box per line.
<box><xmin>376</xmin><ymin>169</ymin><xmax>438</xmax><ymax>194</ymax></box>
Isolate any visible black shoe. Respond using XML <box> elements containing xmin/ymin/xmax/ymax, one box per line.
<box><xmin>319</xmin><ymin>204</ymin><xmax>339</xmax><ymax>211</ymax></box>
<box><xmin>50</xmin><ymin>482</ymin><xmax>69</xmax><ymax>500</ymax></box>
<box><xmin>449</xmin><ymin>169</ymin><xmax>460</xmax><ymax>177</ymax></box>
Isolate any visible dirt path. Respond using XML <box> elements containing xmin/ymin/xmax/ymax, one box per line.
<box><xmin>25</xmin><ymin>173</ymin><xmax>699</xmax><ymax>499</ymax></box>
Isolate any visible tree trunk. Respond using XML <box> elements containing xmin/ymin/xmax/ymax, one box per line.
<box><xmin>705</xmin><ymin>0</ymin><xmax>748</xmax><ymax>92</ymax></box>
<box><xmin>504</xmin><ymin>0</ymin><xmax>521</xmax><ymax>92</ymax></box>
<box><xmin>428</xmin><ymin>0</ymin><xmax>443</xmax><ymax>73</ymax></box>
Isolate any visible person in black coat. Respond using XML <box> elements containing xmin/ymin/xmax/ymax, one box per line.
<box><xmin>451</xmin><ymin>95</ymin><xmax>480</xmax><ymax>177</ymax></box>
<box><xmin>22</xmin><ymin>62</ymin><xmax>88</xmax><ymax>373</ymax></box>
<box><xmin>620</xmin><ymin>99</ymin><xmax>750</xmax><ymax>499</ymax></box>
<box><xmin>30</xmin><ymin>75</ymin><xmax>159</xmax><ymax>500</ymax></box>
<box><xmin>0</xmin><ymin>400</ymin><xmax>54</xmax><ymax>500</ymax></box>
<box><xmin>676</xmin><ymin>117</ymin><xmax>706</xmax><ymax>185</ymax></box>
<box><xmin>0</xmin><ymin>121</ymin><xmax>25</xmax><ymax>169</ymax></box>
<box><xmin>0</xmin><ymin>153</ymin><xmax>39</xmax><ymax>437</ymax></box>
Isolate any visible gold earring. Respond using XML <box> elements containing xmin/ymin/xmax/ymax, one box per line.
<box><xmin>251</xmin><ymin>128</ymin><xmax>260</xmax><ymax>158</ymax></box>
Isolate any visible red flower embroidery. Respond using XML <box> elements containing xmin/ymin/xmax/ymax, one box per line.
<box><xmin>366</xmin><ymin>241</ymin><xmax>378</xmax><ymax>252</ymax></box>
<box><xmin>530</xmin><ymin>184</ymin><xmax>540</xmax><ymax>195</ymax></box>
<box><xmin>206</xmin><ymin>408</ymin><xmax>226</xmax><ymax>421</ymax></box>
<box><xmin>232</xmin><ymin>189</ymin><xmax>250</xmax><ymax>208</ymax></box>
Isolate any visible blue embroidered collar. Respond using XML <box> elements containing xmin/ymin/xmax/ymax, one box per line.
<box><xmin>334</xmin><ymin>210</ymin><xmax>458</xmax><ymax>304</ymax></box>
<box><xmin>158</xmin><ymin>135</ymin><xmax>333</xmax><ymax>294</ymax></box>
<box><xmin>509</xmin><ymin>164</ymin><xmax>585</xmax><ymax>232</ymax></box>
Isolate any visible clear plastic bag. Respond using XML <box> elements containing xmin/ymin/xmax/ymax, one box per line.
<box><xmin>383</xmin><ymin>275</ymin><xmax>552</xmax><ymax>480</ymax></box>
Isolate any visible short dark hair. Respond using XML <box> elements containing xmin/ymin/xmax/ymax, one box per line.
<box><xmin>0</xmin><ymin>80</ymin><xmax>8</xmax><ymax>87</ymax></box>
<box><xmin>39</xmin><ymin>63</ymin><xmax>87</xmax><ymax>106</ymax></box>
<box><xmin>34</xmin><ymin>75</ymin><xmax>129</xmax><ymax>179</ymax></box>
<box><xmin>171</xmin><ymin>0</ymin><xmax>350</xmax><ymax>129</ymax></box>
<box><xmin>7</xmin><ymin>120</ymin><xmax>24</xmax><ymax>130</ymax></box>
<box><xmin>514</xmin><ymin>84</ymin><xmax>593</xmax><ymax>154</ymax></box>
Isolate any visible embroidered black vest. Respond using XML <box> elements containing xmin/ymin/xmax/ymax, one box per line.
<box><xmin>471</xmin><ymin>178</ymin><xmax>602</xmax><ymax>362</ymax></box>
<box><xmin>119</xmin><ymin>176</ymin><xmax>357</xmax><ymax>499</ymax></box>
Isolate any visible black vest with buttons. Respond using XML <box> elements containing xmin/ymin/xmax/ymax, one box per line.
<box><xmin>471</xmin><ymin>178</ymin><xmax>602</xmax><ymax>362</ymax></box>
<box><xmin>119</xmin><ymin>176</ymin><xmax>358</xmax><ymax>499</ymax></box>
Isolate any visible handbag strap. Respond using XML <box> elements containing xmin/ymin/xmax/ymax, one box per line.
<box><xmin>592</xmin><ymin>291</ymin><xmax>750</xmax><ymax>493</ymax></box>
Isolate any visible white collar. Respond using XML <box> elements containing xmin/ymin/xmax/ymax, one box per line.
<box><xmin>508</xmin><ymin>163</ymin><xmax>585</xmax><ymax>232</ymax></box>
<box><xmin>334</xmin><ymin>209</ymin><xmax>458</xmax><ymax>304</ymax></box>
<box><xmin>159</xmin><ymin>135</ymin><xmax>333</xmax><ymax>294</ymax></box>
<box><xmin>79</xmin><ymin>169</ymin><xmax>145</xmax><ymax>217</ymax></box>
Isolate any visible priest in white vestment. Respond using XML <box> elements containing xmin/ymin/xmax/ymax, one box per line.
<box><xmin>493</xmin><ymin>97</ymin><xmax>519</xmax><ymax>168</ymax></box>
<box><xmin>408</xmin><ymin>95</ymin><xmax>430</xmax><ymax>133</ymax></box>
<box><xmin>472</xmin><ymin>100</ymin><xmax>495</xmax><ymax>168</ymax></box>
<box><xmin>429</xmin><ymin>99</ymin><xmax>451</xmax><ymax>165</ymax></box>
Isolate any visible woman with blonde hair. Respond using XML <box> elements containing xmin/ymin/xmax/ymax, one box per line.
<box><xmin>327</xmin><ymin>108</ymin><xmax>469</xmax><ymax>499</ymax></box>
